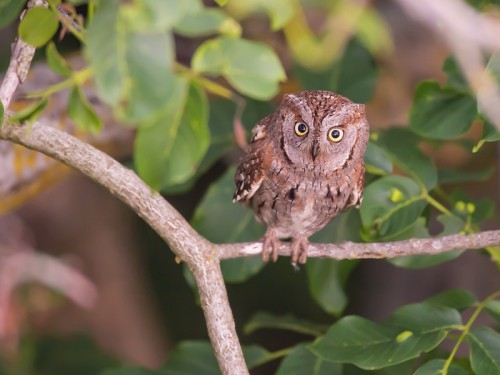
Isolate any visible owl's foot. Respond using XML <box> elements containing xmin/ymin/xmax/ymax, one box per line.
<box><xmin>262</xmin><ymin>229</ymin><xmax>281</xmax><ymax>262</ymax></box>
<box><xmin>291</xmin><ymin>237</ymin><xmax>309</xmax><ymax>265</ymax></box>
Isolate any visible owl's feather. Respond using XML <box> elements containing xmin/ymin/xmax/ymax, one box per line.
<box><xmin>233</xmin><ymin>120</ymin><xmax>271</xmax><ymax>202</ymax></box>
<box><xmin>233</xmin><ymin>90</ymin><xmax>369</xmax><ymax>264</ymax></box>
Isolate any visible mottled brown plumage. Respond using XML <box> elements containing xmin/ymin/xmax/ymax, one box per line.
<box><xmin>234</xmin><ymin>90</ymin><xmax>369</xmax><ymax>264</ymax></box>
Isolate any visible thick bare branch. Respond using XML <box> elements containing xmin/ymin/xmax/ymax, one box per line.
<box><xmin>2</xmin><ymin>120</ymin><xmax>500</xmax><ymax>374</ymax></box>
<box><xmin>0</xmin><ymin>120</ymin><xmax>249</xmax><ymax>375</ymax></box>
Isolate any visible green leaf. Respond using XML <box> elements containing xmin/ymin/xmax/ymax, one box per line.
<box><xmin>414</xmin><ymin>359</ymin><xmax>468</xmax><ymax>375</ymax></box>
<box><xmin>306</xmin><ymin>259</ymin><xmax>357</xmax><ymax>316</ymax></box>
<box><xmin>120</xmin><ymin>0</ymin><xmax>197</xmax><ymax>32</ymax></box>
<box><xmin>119</xmin><ymin>32</ymin><xmax>176</xmax><ymax>123</ymax></box>
<box><xmin>480</xmin><ymin>119</ymin><xmax>500</xmax><ymax>144</ymax></box>
<box><xmin>192</xmin><ymin>36</ymin><xmax>286</xmax><ymax>100</ymax></box>
<box><xmin>388</xmin><ymin>216</ymin><xmax>465</xmax><ymax>268</ymax></box>
<box><xmin>443</xmin><ymin>57</ymin><xmax>469</xmax><ymax>93</ymax></box>
<box><xmin>364</xmin><ymin>141</ymin><xmax>392</xmax><ymax>176</ymax></box>
<box><xmin>485</xmin><ymin>300</ymin><xmax>500</xmax><ymax>323</ymax></box>
<box><xmin>68</xmin><ymin>86</ymin><xmax>102</xmax><ymax>133</ymax></box>
<box><xmin>311</xmin><ymin>207</ymin><xmax>362</xmax><ymax>243</ymax></box>
<box><xmin>19</xmin><ymin>6</ymin><xmax>59</xmax><ymax>47</ymax></box>
<box><xmin>135</xmin><ymin>79</ymin><xmax>211</xmax><ymax>189</ymax></box>
<box><xmin>229</xmin><ymin>0</ymin><xmax>296</xmax><ymax>30</ymax></box>
<box><xmin>86</xmin><ymin>0</ymin><xmax>176</xmax><ymax>122</ymax></box>
<box><xmin>311</xmin><ymin>302</ymin><xmax>461</xmax><ymax>370</ymax></box>
<box><xmin>163</xmin><ymin>98</ymin><xmax>274</xmax><ymax>194</ymax></box>
<box><xmin>36</xmin><ymin>335</ymin><xmax>117</xmax><ymax>375</ymax></box>
<box><xmin>388</xmin><ymin>301</ymin><xmax>462</xmax><ymax>333</ymax></box>
<box><xmin>8</xmin><ymin>97</ymin><xmax>48</xmax><ymax>123</ymax></box>
<box><xmin>426</xmin><ymin>289</ymin><xmax>478</xmax><ymax>311</ymax></box>
<box><xmin>244</xmin><ymin>345</ymin><xmax>271</xmax><ymax>369</ymax></box>
<box><xmin>378</xmin><ymin>127</ymin><xmax>438</xmax><ymax>190</ymax></box>
<box><xmin>244</xmin><ymin>312</ymin><xmax>327</xmax><ymax>336</ymax></box>
<box><xmin>276</xmin><ymin>343</ymin><xmax>341</xmax><ymax>375</ymax></box>
<box><xmin>307</xmin><ymin>210</ymin><xmax>361</xmax><ymax>315</ymax></box>
<box><xmin>294</xmin><ymin>39</ymin><xmax>379</xmax><ymax>103</ymax></box>
<box><xmin>161</xmin><ymin>341</ymin><xmax>220</xmax><ymax>374</ymax></box>
<box><xmin>161</xmin><ymin>99</ymin><xmax>235</xmax><ymax>194</ymax></box>
<box><xmin>174</xmin><ymin>8</ymin><xmax>241</xmax><ymax>37</ymax></box>
<box><xmin>161</xmin><ymin>340</ymin><xmax>269</xmax><ymax>373</ymax></box>
<box><xmin>134</xmin><ymin>77</ymin><xmax>187</xmax><ymax>189</ymax></box>
<box><xmin>162</xmin><ymin>82</ymin><xmax>210</xmax><ymax>186</ymax></box>
<box><xmin>85</xmin><ymin>0</ymin><xmax>124</xmax><ymax>106</ymax></box>
<box><xmin>468</xmin><ymin>326</ymin><xmax>500</xmax><ymax>375</ymax></box>
<box><xmin>45</xmin><ymin>42</ymin><xmax>72</xmax><ymax>77</ymax></box>
<box><xmin>100</xmin><ymin>367</ymin><xmax>156</xmax><ymax>375</ymax></box>
<box><xmin>409</xmin><ymin>81</ymin><xmax>477</xmax><ymax>140</ymax></box>
<box><xmin>191</xmin><ymin>168</ymin><xmax>265</xmax><ymax>282</ymax></box>
<box><xmin>360</xmin><ymin>175</ymin><xmax>427</xmax><ymax>239</ymax></box>
<box><xmin>438</xmin><ymin>166</ymin><xmax>495</xmax><ymax>185</ymax></box>
<box><xmin>0</xmin><ymin>0</ymin><xmax>26</xmax><ymax>28</ymax></box>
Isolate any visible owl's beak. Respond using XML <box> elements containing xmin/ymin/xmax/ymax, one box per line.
<box><xmin>311</xmin><ymin>143</ymin><xmax>320</xmax><ymax>161</ymax></box>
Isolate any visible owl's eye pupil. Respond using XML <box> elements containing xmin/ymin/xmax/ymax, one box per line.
<box><xmin>295</xmin><ymin>122</ymin><xmax>309</xmax><ymax>136</ymax></box>
<box><xmin>328</xmin><ymin>127</ymin><xmax>344</xmax><ymax>142</ymax></box>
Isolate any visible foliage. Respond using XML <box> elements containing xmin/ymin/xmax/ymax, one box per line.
<box><xmin>1</xmin><ymin>0</ymin><xmax>499</xmax><ymax>374</ymax></box>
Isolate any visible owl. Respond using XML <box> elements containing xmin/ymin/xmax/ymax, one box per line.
<box><xmin>233</xmin><ymin>90</ymin><xmax>369</xmax><ymax>264</ymax></box>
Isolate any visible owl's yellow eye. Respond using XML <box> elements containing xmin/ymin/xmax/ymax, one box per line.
<box><xmin>328</xmin><ymin>128</ymin><xmax>344</xmax><ymax>142</ymax></box>
<box><xmin>295</xmin><ymin>122</ymin><xmax>309</xmax><ymax>136</ymax></box>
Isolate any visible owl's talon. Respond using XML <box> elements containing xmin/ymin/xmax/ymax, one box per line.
<box><xmin>262</xmin><ymin>230</ymin><xmax>280</xmax><ymax>263</ymax></box>
<box><xmin>291</xmin><ymin>237</ymin><xmax>309</xmax><ymax>265</ymax></box>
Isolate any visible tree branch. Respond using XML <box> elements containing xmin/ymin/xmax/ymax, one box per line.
<box><xmin>0</xmin><ymin>120</ymin><xmax>249</xmax><ymax>375</ymax></box>
<box><xmin>0</xmin><ymin>0</ymin><xmax>46</xmax><ymax>110</ymax></box>
<box><xmin>2</xmin><ymin>2</ymin><xmax>500</xmax><ymax>373</ymax></box>
<box><xmin>217</xmin><ymin>230</ymin><xmax>500</xmax><ymax>260</ymax></box>
<box><xmin>2</xmin><ymin>120</ymin><xmax>500</xmax><ymax>374</ymax></box>
<box><xmin>394</xmin><ymin>0</ymin><xmax>500</xmax><ymax>131</ymax></box>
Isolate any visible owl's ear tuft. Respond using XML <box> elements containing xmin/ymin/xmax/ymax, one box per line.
<box><xmin>282</xmin><ymin>93</ymin><xmax>299</xmax><ymax>105</ymax></box>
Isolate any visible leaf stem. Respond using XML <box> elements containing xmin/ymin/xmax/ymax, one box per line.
<box><xmin>250</xmin><ymin>347</ymin><xmax>293</xmax><ymax>369</ymax></box>
<box><xmin>425</xmin><ymin>192</ymin><xmax>453</xmax><ymax>216</ymax></box>
<box><xmin>441</xmin><ymin>290</ymin><xmax>500</xmax><ymax>374</ymax></box>
<box><xmin>175</xmin><ymin>63</ymin><xmax>235</xmax><ymax>100</ymax></box>
<box><xmin>26</xmin><ymin>67</ymin><xmax>92</xmax><ymax>98</ymax></box>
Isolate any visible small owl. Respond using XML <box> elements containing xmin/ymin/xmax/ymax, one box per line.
<box><xmin>233</xmin><ymin>90</ymin><xmax>369</xmax><ymax>264</ymax></box>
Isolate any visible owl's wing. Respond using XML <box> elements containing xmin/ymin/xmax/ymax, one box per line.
<box><xmin>348</xmin><ymin>165</ymin><xmax>365</xmax><ymax>208</ymax></box>
<box><xmin>233</xmin><ymin>119</ymin><xmax>271</xmax><ymax>203</ymax></box>
<box><xmin>233</xmin><ymin>150</ymin><xmax>265</xmax><ymax>202</ymax></box>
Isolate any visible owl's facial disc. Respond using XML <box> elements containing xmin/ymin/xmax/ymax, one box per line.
<box><xmin>311</xmin><ymin>142</ymin><xmax>320</xmax><ymax>161</ymax></box>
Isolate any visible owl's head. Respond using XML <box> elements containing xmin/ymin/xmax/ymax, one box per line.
<box><xmin>276</xmin><ymin>90</ymin><xmax>369</xmax><ymax>171</ymax></box>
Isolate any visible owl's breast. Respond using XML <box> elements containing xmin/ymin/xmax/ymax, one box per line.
<box><xmin>250</xmin><ymin>162</ymin><xmax>356</xmax><ymax>239</ymax></box>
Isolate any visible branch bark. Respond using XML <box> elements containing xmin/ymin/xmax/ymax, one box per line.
<box><xmin>2</xmin><ymin>1</ymin><xmax>500</xmax><ymax>374</ymax></box>
<box><xmin>0</xmin><ymin>0</ymin><xmax>45</xmax><ymax>110</ymax></box>
<box><xmin>217</xmin><ymin>230</ymin><xmax>500</xmax><ymax>260</ymax></box>
<box><xmin>0</xmin><ymin>120</ymin><xmax>249</xmax><ymax>375</ymax></box>
<box><xmin>2</xmin><ymin>119</ymin><xmax>500</xmax><ymax>374</ymax></box>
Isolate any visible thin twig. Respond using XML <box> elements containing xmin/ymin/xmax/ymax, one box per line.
<box><xmin>0</xmin><ymin>0</ymin><xmax>48</xmax><ymax>110</ymax></box>
<box><xmin>217</xmin><ymin>230</ymin><xmax>500</xmax><ymax>260</ymax></box>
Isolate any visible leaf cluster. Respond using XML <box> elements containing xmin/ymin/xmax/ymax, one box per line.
<box><xmin>1</xmin><ymin>0</ymin><xmax>499</xmax><ymax>374</ymax></box>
